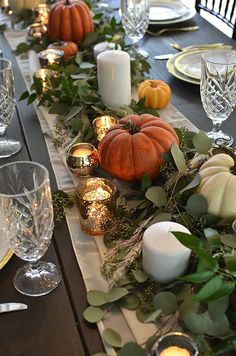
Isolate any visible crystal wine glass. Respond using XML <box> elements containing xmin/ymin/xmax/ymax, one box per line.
<box><xmin>200</xmin><ymin>49</ymin><xmax>236</xmax><ymax>146</ymax></box>
<box><xmin>121</xmin><ymin>0</ymin><xmax>150</xmax><ymax>58</ymax></box>
<box><xmin>0</xmin><ymin>58</ymin><xmax>21</xmax><ymax>158</ymax></box>
<box><xmin>0</xmin><ymin>161</ymin><xmax>61</xmax><ymax>296</ymax></box>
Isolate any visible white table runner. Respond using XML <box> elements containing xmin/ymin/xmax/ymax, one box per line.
<box><xmin>4</xmin><ymin>26</ymin><xmax>198</xmax><ymax>355</ymax></box>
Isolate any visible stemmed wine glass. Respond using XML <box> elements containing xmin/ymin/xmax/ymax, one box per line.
<box><xmin>0</xmin><ymin>161</ymin><xmax>61</xmax><ymax>297</ymax></box>
<box><xmin>0</xmin><ymin>58</ymin><xmax>21</xmax><ymax>158</ymax></box>
<box><xmin>121</xmin><ymin>0</ymin><xmax>150</xmax><ymax>58</ymax></box>
<box><xmin>200</xmin><ymin>49</ymin><xmax>236</xmax><ymax>146</ymax></box>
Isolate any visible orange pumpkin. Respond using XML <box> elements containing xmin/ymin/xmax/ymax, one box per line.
<box><xmin>138</xmin><ymin>80</ymin><xmax>171</xmax><ymax>109</ymax></box>
<box><xmin>48</xmin><ymin>0</ymin><xmax>94</xmax><ymax>42</ymax></box>
<box><xmin>98</xmin><ymin>114</ymin><xmax>179</xmax><ymax>182</ymax></box>
<box><xmin>48</xmin><ymin>41</ymin><xmax>78</xmax><ymax>59</ymax></box>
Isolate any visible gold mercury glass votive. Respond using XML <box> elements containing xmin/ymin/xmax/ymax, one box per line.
<box><xmin>35</xmin><ymin>4</ymin><xmax>50</xmax><ymax>24</ymax></box>
<box><xmin>153</xmin><ymin>332</ymin><xmax>199</xmax><ymax>356</ymax></box>
<box><xmin>33</xmin><ymin>69</ymin><xmax>59</xmax><ymax>93</ymax></box>
<box><xmin>66</xmin><ymin>143</ymin><xmax>99</xmax><ymax>177</ymax></box>
<box><xmin>93</xmin><ymin>115</ymin><xmax>117</xmax><ymax>141</ymax></box>
<box><xmin>27</xmin><ymin>23</ymin><xmax>47</xmax><ymax>41</ymax></box>
<box><xmin>75</xmin><ymin>178</ymin><xmax>116</xmax><ymax>236</ymax></box>
<box><xmin>38</xmin><ymin>48</ymin><xmax>64</xmax><ymax>68</ymax></box>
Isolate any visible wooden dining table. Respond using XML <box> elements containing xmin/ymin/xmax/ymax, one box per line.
<box><xmin>0</xmin><ymin>4</ymin><xmax>236</xmax><ymax>355</ymax></box>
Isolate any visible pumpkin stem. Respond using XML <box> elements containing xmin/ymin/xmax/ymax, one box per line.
<box><xmin>65</xmin><ymin>0</ymin><xmax>70</xmax><ymax>5</ymax></box>
<box><xmin>123</xmin><ymin>119</ymin><xmax>139</xmax><ymax>134</ymax></box>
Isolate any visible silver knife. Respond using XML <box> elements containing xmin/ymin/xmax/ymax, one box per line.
<box><xmin>0</xmin><ymin>302</ymin><xmax>28</xmax><ymax>314</ymax></box>
<box><xmin>154</xmin><ymin>53</ymin><xmax>174</xmax><ymax>60</ymax></box>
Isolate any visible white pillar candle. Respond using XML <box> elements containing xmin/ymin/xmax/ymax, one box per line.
<box><xmin>97</xmin><ymin>50</ymin><xmax>131</xmax><ymax>108</ymax></box>
<box><xmin>93</xmin><ymin>41</ymin><xmax>121</xmax><ymax>59</ymax></box>
<box><xmin>143</xmin><ymin>222</ymin><xmax>191</xmax><ymax>283</ymax></box>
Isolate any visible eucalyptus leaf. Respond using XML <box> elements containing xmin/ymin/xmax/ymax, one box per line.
<box><xmin>70</xmin><ymin>117</ymin><xmax>83</xmax><ymax>132</ymax></box>
<box><xmin>225</xmin><ymin>255</ymin><xmax>236</xmax><ymax>276</ymax></box>
<box><xmin>132</xmin><ymin>269</ymin><xmax>149</xmax><ymax>283</ymax></box>
<box><xmin>208</xmin><ymin>296</ymin><xmax>229</xmax><ymax>321</ymax></box>
<box><xmin>203</xmin><ymin>311</ymin><xmax>230</xmax><ymax>337</ymax></box>
<box><xmin>171</xmin><ymin>142</ymin><xmax>186</xmax><ymax>172</ymax></box>
<box><xmin>141</xmin><ymin>173</ymin><xmax>152</xmax><ymax>192</ymax></box>
<box><xmin>148</xmin><ymin>213</ymin><xmax>172</xmax><ymax>227</ymax></box>
<box><xmin>185</xmin><ymin>193</ymin><xmax>208</xmax><ymax>217</ymax></box>
<box><xmin>48</xmin><ymin>103</ymin><xmax>69</xmax><ymax>116</ymax></box>
<box><xmin>193</xmin><ymin>130</ymin><xmax>212</xmax><ymax>154</ymax></box>
<box><xmin>103</xmin><ymin>328</ymin><xmax>122</xmax><ymax>348</ymax></box>
<box><xmin>205</xmin><ymin>282</ymin><xmax>235</xmax><ymax>302</ymax></box>
<box><xmin>182</xmin><ymin>312</ymin><xmax>208</xmax><ymax>334</ymax></box>
<box><xmin>145</xmin><ymin>186</ymin><xmax>167</xmax><ymax>207</ymax></box>
<box><xmin>119</xmin><ymin>294</ymin><xmax>140</xmax><ymax>310</ymax></box>
<box><xmin>172</xmin><ymin>231</ymin><xmax>201</xmax><ymax>249</ymax></box>
<box><xmin>204</xmin><ymin>228</ymin><xmax>221</xmax><ymax>248</ymax></box>
<box><xmin>179</xmin><ymin>297</ymin><xmax>199</xmax><ymax>318</ymax></box>
<box><xmin>118</xmin><ymin>342</ymin><xmax>145</xmax><ymax>356</ymax></box>
<box><xmin>65</xmin><ymin>106</ymin><xmax>83</xmax><ymax>121</ymax></box>
<box><xmin>136</xmin><ymin>307</ymin><xmax>154</xmax><ymax>323</ymax></box>
<box><xmin>194</xmin><ymin>276</ymin><xmax>223</xmax><ymax>302</ymax></box>
<box><xmin>153</xmin><ymin>292</ymin><xmax>178</xmax><ymax>315</ymax></box>
<box><xmin>83</xmin><ymin>31</ymin><xmax>99</xmax><ymax>45</ymax></box>
<box><xmin>83</xmin><ymin>306</ymin><xmax>104</xmax><ymax>323</ymax></box>
<box><xmin>220</xmin><ymin>234</ymin><xmax>236</xmax><ymax>248</ymax></box>
<box><xmin>105</xmin><ymin>287</ymin><xmax>129</xmax><ymax>303</ymax></box>
<box><xmin>193</xmin><ymin>246</ymin><xmax>219</xmax><ymax>271</ymax></box>
<box><xmin>179</xmin><ymin>270</ymin><xmax>214</xmax><ymax>283</ymax></box>
<box><xmin>144</xmin><ymin>309</ymin><xmax>162</xmax><ymax>323</ymax></box>
<box><xmin>87</xmin><ymin>290</ymin><xmax>107</xmax><ymax>307</ymax></box>
<box><xmin>80</xmin><ymin>62</ymin><xmax>96</xmax><ymax>70</ymax></box>
<box><xmin>180</xmin><ymin>173</ymin><xmax>200</xmax><ymax>194</ymax></box>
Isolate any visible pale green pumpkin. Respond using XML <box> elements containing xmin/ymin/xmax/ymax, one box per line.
<box><xmin>9</xmin><ymin>0</ymin><xmax>45</xmax><ymax>12</ymax></box>
<box><xmin>198</xmin><ymin>153</ymin><xmax>236</xmax><ymax>218</ymax></box>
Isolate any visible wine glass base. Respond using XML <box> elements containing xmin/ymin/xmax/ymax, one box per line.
<box><xmin>0</xmin><ymin>139</ymin><xmax>21</xmax><ymax>158</ymax></box>
<box><xmin>13</xmin><ymin>261</ymin><xmax>61</xmax><ymax>297</ymax></box>
<box><xmin>206</xmin><ymin>130</ymin><xmax>234</xmax><ymax>147</ymax></box>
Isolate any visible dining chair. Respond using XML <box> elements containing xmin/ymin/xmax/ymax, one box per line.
<box><xmin>195</xmin><ymin>0</ymin><xmax>236</xmax><ymax>39</ymax></box>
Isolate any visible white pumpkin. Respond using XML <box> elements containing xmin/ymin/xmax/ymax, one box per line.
<box><xmin>198</xmin><ymin>153</ymin><xmax>236</xmax><ymax>218</ymax></box>
<box><xmin>9</xmin><ymin>0</ymin><xmax>45</xmax><ymax>12</ymax></box>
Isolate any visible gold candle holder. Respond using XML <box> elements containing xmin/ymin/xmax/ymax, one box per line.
<box><xmin>38</xmin><ymin>49</ymin><xmax>64</xmax><ymax>68</ymax></box>
<box><xmin>153</xmin><ymin>332</ymin><xmax>199</xmax><ymax>356</ymax></box>
<box><xmin>35</xmin><ymin>4</ymin><xmax>50</xmax><ymax>24</ymax></box>
<box><xmin>27</xmin><ymin>23</ymin><xmax>47</xmax><ymax>41</ymax></box>
<box><xmin>93</xmin><ymin>115</ymin><xmax>117</xmax><ymax>141</ymax></box>
<box><xmin>66</xmin><ymin>143</ymin><xmax>99</xmax><ymax>177</ymax></box>
<box><xmin>75</xmin><ymin>178</ymin><xmax>116</xmax><ymax>236</ymax></box>
<box><xmin>33</xmin><ymin>69</ymin><xmax>59</xmax><ymax>93</ymax></box>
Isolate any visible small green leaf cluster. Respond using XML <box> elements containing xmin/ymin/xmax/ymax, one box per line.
<box><xmin>52</xmin><ymin>190</ymin><xmax>75</xmax><ymax>222</ymax></box>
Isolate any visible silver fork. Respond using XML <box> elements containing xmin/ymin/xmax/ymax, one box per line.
<box><xmin>147</xmin><ymin>25</ymin><xmax>199</xmax><ymax>37</ymax></box>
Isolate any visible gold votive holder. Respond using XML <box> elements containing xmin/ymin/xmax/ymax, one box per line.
<box><xmin>66</xmin><ymin>143</ymin><xmax>99</xmax><ymax>177</ymax></box>
<box><xmin>27</xmin><ymin>23</ymin><xmax>47</xmax><ymax>41</ymax></box>
<box><xmin>34</xmin><ymin>4</ymin><xmax>50</xmax><ymax>24</ymax></box>
<box><xmin>38</xmin><ymin>49</ymin><xmax>64</xmax><ymax>68</ymax></box>
<box><xmin>153</xmin><ymin>332</ymin><xmax>199</xmax><ymax>356</ymax></box>
<box><xmin>75</xmin><ymin>178</ymin><xmax>116</xmax><ymax>236</ymax></box>
<box><xmin>93</xmin><ymin>115</ymin><xmax>117</xmax><ymax>141</ymax></box>
<box><xmin>33</xmin><ymin>69</ymin><xmax>59</xmax><ymax>93</ymax></box>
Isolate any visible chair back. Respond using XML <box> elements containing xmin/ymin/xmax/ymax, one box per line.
<box><xmin>195</xmin><ymin>0</ymin><xmax>236</xmax><ymax>39</ymax></box>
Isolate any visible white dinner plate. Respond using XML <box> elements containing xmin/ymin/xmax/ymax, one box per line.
<box><xmin>166</xmin><ymin>51</ymin><xmax>200</xmax><ymax>85</ymax></box>
<box><xmin>174</xmin><ymin>49</ymin><xmax>203</xmax><ymax>80</ymax></box>
<box><xmin>149</xmin><ymin>1</ymin><xmax>196</xmax><ymax>25</ymax></box>
<box><xmin>149</xmin><ymin>0</ymin><xmax>188</xmax><ymax>21</ymax></box>
<box><xmin>0</xmin><ymin>240</ymin><xmax>12</xmax><ymax>270</ymax></box>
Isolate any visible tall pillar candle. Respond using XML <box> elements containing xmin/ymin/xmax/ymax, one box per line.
<box><xmin>97</xmin><ymin>50</ymin><xmax>131</xmax><ymax>108</ymax></box>
<box><xmin>142</xmin><ymin>222</ymin><xmax>191</xmax><ymax>283</ymax></box>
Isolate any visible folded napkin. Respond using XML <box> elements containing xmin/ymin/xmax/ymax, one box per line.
<box><xmin>28</xmin><ymin>50</ymin><xmax>41</xmax><ymax>83</ymax></box>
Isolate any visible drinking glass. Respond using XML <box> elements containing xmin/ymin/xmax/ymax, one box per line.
<box><xmin>0</xmin><ymin>58</ymin><xmax>21</xmax><ymax>158</ymax></box>
<box><xmin>121</xmin><ymin>0</ymin><xmax>150</xmax><ymax>58</ymax></box>
<box><xmin>200</xmin><ymin>49</ymin><xmax>236</xmax><ymax>146</ymax></box>
<box><xmin>0</xmin><ymin>161</ymin><xmax>61</xmax><ymax>297</ymax></box>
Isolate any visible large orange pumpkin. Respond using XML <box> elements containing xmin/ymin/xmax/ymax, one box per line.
<box><xmin>47</xmin><ymin>0</ymin><xmax>94</xmax><ymax>42</ymax></box>
<box><xmin>98</xmin><ymin>114</ymin><xmax>179</xmax><ymax>182</ymax></box>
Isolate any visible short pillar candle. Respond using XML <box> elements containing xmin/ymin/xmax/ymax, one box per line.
<box><xmin>142</xmin><ymin>221</ymin><xmax>191</xmax><ymax>283</ymax></box>
<box><xmin>97</xmin><ymin>50</ymin><xmax>131</xmax><ymax>108</ymax></box>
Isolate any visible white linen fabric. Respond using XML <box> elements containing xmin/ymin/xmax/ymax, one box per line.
<box><xmin>4</xmin><ymin>25</ymin><xmax>198</xmax><ymax>355</ymax></box>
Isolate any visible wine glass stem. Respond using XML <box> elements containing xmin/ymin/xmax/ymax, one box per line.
<box><xmin>0</xmin><ymin>125</ymin><xmax>7</xmax><ymax>142</ymax></box>
<box><xmin>29</xmin><ymin>261</ymin><xmax>41</xmax><ymax>275</ymax></box>
<box><xmin>212</xmin><ymin>121</ymin><xmax>222</xmax><ymax>133</ymax></box>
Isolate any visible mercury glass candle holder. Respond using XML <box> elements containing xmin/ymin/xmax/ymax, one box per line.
<box><xmin>33</xmin><ymin>69</ymin><xmax>59</xmax><ymax>93</ymax></box>
<box><xmin>27</xmin><ymin>23</ymin><xmax>47</xmax><ymax>41</ymax></box>
<box><xmin>66</xmin><ymin>143</ymin><xmax>99</xmax><ymax>177</ymax></box>
<box><xmin>153</xmin><ymin>332</ymin><xmax>199</xmax><ymax>356</ymax></box>
<box><xmin>38</xmin><ymin>49</ymin><xmax>64</xmax><ymax>68</ymax></box>
<box><xmin>75</xmin><ymin>178</ymin><xmax>116</xmax><ymax>236</ymax></box>
<box><xmin>35</xmin><ymin>3</ymin><xmax>50</xmax><ymax>24</ymax></box>
<box><xmin>93</xmin><ymin>115</ymin><xmax>117</xmax><ymax>141</ymax></box>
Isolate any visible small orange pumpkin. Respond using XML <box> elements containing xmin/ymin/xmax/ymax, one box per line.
<box><xmin>138</xmin><ymin>80</ymin><xmax>171</xmax><ymax>109</ymax></box>
<box><xmin>98</xmin><ymin>114</ymin><xmax>179</xmax><ymax>182</ymax></box>
<box><xmin>48</xmin><ymin>41</ymin><xmax>78</xmax><ymax>59</ymax></box>
<box><xmin>48</xmin><ymin>0</ymin><xmax>94</xmax><ymax>42</ymax></box>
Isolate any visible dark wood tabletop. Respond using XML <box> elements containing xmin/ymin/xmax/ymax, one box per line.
<box><xmin>0</xmin><ymin>5</ymin><xmax>236</xmax><ymax>356</ymax></box>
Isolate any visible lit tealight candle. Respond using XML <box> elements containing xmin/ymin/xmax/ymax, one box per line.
<box><xmin>154</xmin><ymin>332</ymin><xmax>199</xmax><ymax>356</ymax></box>
<box><xmin>97</xmin><ymin>50</ymin><xmax>131</xmax><ymax>108</ymax></box>
<box><xmin>160</xmin><ymin>346</ymin><xmax>190</xmax><ymax>356</ymax></box>
<box><xmin>142</xmin><ymin>221</ymin><xmax>191</xmax><ymax>283</ymax></box>
<box><xmin>27</xmin><ymin>23</ymin><xmax>47</xmax><ymax>41</ymax></box>
<box><xmin>38</xmin><ymin>49</ymin><xmax>64</xmax><ymax>68</ymax></box>
<box><xmin>33</xmin><ymin>68</ymin><xmax>59</xmax><ymax>93</ymax></box>
<box><xmin>66</xmin><ymin>143</ymin><xmax>99</xmax><ymax>177</ymax></box>
<box><xmin>93</xmin><ymin>115</ymin><xmax>117</xmax><ymax>141</ymax></box>
<box><xmin>75</xmin><ymin>178</ymin><xmax>116</xmax><ymax>236</ymax></box>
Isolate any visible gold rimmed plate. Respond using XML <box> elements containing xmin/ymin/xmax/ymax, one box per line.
<box><xmin>166</xmin><ymin>51</ymin><xmax>200</xmax><ymax>85</ymax></box>
<box><xmin>0</xmin><ymin>241</ymin><xmax>12</xmax><ymax>270</ymax></box>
